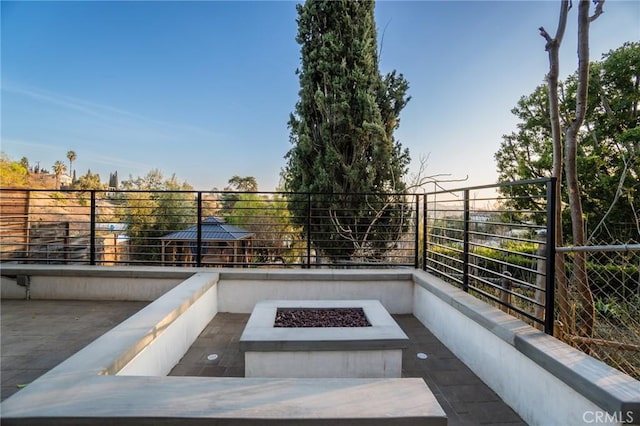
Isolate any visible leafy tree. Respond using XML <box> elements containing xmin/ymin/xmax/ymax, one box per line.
<box><xmin>227</xmin><ymin>176</ymin><xmax>258</xmax><ymax>192</ymax></box>
<box><xmin>19</xmin><ymin>157</ymin><xmax>29</xmax><ymax>171</ymax></box>
<box><xmin>282</xmin><ymin>0</ymin><xmax>411</xmax><ymax>261</ymax></box>
<box><xmin>66</xmin><ymin>151</ymin><xmax>76</xmax><ymax>181</ymax></box>
<box><xmin>495</xmin><ymin>42</ymin><xmax>639</xmax><ymax>243</ymax></box>
<box><xmin>584</xmin><ymin>42</ymin><xmax>640</xmax><ymax>241</ymax></box>
<box><xmin>0</xmin><ymin>153</ymin><xmax>29</xmax><ymax>188</ymax></box>
<box><xmin>108</xmin><ymin>171</ymin><xmax>119</xmax><ymax>189</ymax></box>
<box><xmin>118</xmin><ymin>170</ymin><xmax>195</xmax><ymax>262</ymax></box>
<box><xmin>225</xmin><ymin>193</ymin><xmax>303</xmax><ymax>263</ymax></box>
<box><xmin>52</xmin><ymin>161</ymin><xmax>66</xmax><ymax>189</ymax></box>
<box><xmin>220</xmin><ymin>176</ymin><xmax>259</xmax><ymax>214</ymax></box>
<box><xmin>72</xmin><ymin>169</ymin><xmax>104</xmax><ymax>190</ymax></box>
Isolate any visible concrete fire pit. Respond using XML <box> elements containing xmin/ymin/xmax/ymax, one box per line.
<box><xmin>239</xmin><ymin>300</ymin><xmax>409</xmax><ymax>378</ymax></box>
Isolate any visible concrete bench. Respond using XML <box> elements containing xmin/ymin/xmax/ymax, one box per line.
<box><xmin>1</xmin><ymin>270</ymin><xmax>446</xmax><ymax>425</ymax></box>
<box><xmin>1</xmin><ymin>377</ymin><xmax>446</xmax><ymax>425</ymax></box>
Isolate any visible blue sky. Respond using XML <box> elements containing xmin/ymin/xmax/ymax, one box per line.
<box><xmin>2</xmin><ymin>1</ymin><xmax>638</xmax><ymax>192</ymax></box>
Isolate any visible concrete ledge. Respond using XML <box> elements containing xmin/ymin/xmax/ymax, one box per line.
<box><xmin>115</xmin><ymin>272</ymin><xmax>219</xmax><ymax>375</ymax></box>
<box><xmin>0</xmin><ymin>265</ymin><xmax>193</xmax><ymax>300</ymax></box>
<box><xmin>1</xmin><ymin>377</ymin><xmax>447</xmax><ymax>426</ymax></box>
<box><xmin>0</xmin><ymin>264</ymin><xmax>196</xmax><ymax>278</ymax></box>
<box><xmin>412</xmin><ymin>270</ymin><xmax>640</xmax><ymax>426</ymax></box>
<box><xmin>218</xmin><ymin>270</ymin><xmax>414</xmax><ymax>314</ymax></box>
<box><xmin>514</xmin><ymin>331</ymin><xmax>640</xmax><ymax>421</ymax></box>
<box><xmin>219</xmin><ymin>269</ymin><xmax>415</xmax><ymax>281</ymax></box>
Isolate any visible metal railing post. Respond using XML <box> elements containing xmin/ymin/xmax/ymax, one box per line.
<box><xmin>90</xmin><ymin>190</ymin><xmax>96</xmax><ymax>265</ymax></box>
<box><xmin>462</xmin><ymin>189</ymin><xmax>470</xmax><ymax>292</ymax></box>
<box><xmin>196</xmin><ymin>192</ymin><xmax>202</xmax><ymax>267</ymax></box>
<box><xmin>306</xmin><ymin>193</ymin><xmax>311</xmax><ymax>268</ymax></box>
<box><xmin>545</xmin><ymin>178</ymin><xmax>557</xmax><ymax>335</ymax></box>
<box><xmin>414</xmin><ymin>194</ymin><xmax>420</xmax><ymax>269</ymax></box>
<box><xmin>423</xmin><ymin>193</ymin><xmax>427</xmax><ymax>271</ymax></box>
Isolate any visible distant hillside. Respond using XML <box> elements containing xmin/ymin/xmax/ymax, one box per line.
<box><xmin>29</xmin><ymin>192</ymin><xmax>117</xmax><ymax>233</ymax></box>
<box><xmin>0</xmin><ymin>154</ymin><xmax>71</xmax><ymax>190</ymax></box>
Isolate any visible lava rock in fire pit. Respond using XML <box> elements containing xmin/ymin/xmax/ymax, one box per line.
<box><xmin>274</xmin><ymin>307</ymin><xmax>371</xmax><ymax>328</ymax></box>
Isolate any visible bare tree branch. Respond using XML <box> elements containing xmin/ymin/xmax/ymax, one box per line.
<box><xmin>540</xmin><ymin>0</ymin><xmax>571</xmax><ymax>49</ymax></box>
<box><xmin>587</xmin><ymin>154</ymin><xmax>629</xmax><ymax>243</ymax></box>
<box><xmin>589</xmin><ymin>0</ymin><xmax>605</xmax><ymax>22</ymax></box>
<box><xmin>405</xmin><ymin>154</ymin><xmax>468</xmax><ymax>193</ymax></box>
<box><xmin>378</xmin><ymin>18</ymin><xmax>392</xmax><ymax>60</ymax></box>
<box><xmin>539</xmin><ymin>26</ymin><xmax>553</xmax><ymax>44</ymax></box>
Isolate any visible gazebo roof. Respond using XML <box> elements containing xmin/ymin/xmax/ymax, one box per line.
<box><xmin>161</xmin><ymin>217</ymin><xmax>254</xmax><ymax>242</ymax></box>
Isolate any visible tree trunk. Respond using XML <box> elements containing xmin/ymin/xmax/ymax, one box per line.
<box><xmin>539</xmin><ymin>0</ymin><xmax>571</xmax><ymax>336</ymax></box>
<box><xmin>564</xmin><ymin>0</ymin><xmax>604</xmax><ymax>351</ymax></box>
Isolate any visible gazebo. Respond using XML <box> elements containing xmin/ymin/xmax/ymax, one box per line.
<box><xmin>160</xmin><ymin>217</ymin><xmax>254</xmax><ymax>267</ymax></box>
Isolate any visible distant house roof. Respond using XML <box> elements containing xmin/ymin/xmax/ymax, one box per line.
<box><xmin>161</xmin><ymin>217</ymin><xmax>254</xmax><ymax>241</ymax></box>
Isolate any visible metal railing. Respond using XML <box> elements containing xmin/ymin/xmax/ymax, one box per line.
<box><xmin>0</xmin><ymin>189</ymin><xmax>419</xmax><ymax>269</ymax></box>
<box><xmin>0</xmin><ymin>181</ymin><xmax>556</xmax><ymax>331</ymax></box>
<box><xmin>422</xmin><ymin>178</ymin><xmax>556</xmax><ymax>333</ymax></box>
<box><xmin>2</xmin><ymin>181</ymin><xmax>637</xmax><ymax>377</ymax></box>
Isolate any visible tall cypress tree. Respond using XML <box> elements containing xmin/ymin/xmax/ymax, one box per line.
<box><xmin>283</xmin><ymin>0</ymin><xmax>411</xmax><ymax>261</ymax></box>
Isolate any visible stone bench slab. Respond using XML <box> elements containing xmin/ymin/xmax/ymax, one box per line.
<box><xmin>1</xmin><ymin>376</ymin><xmax>447</xmax><ymax>426</ymax></box>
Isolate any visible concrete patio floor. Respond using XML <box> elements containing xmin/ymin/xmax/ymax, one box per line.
<box><xmin>1</xmin><ymin>300</ymin><xmax>526</xmax><ymax>425</ymax></box>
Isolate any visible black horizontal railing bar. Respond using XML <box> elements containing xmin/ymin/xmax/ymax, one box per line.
<box><xmin>468</xmin><ymin>284</ymin><xmax>544</xmax><ymax>325</ymax></box>
<box><xmin>427</xmin><ymin>222</ymin><xmax>465</xmax><ymax>231</ymax></box>
<box><xmin>467</xmin><ymin>240</ymin><xmax>546</xmax><ymax>261</ymax></box>
<box><xmin>470</xmin><ymin>220</ymin><xmax>547</xmax><ymax>230</ymax></box>
<box><xmin>428</xmin><ymin>232</ymin><xmax>465</xmax><ymax>241</ymax></box>
<box><xmin>464</xmin><ymin>198</ymin><xmax>547</xmax><ymax>207</ymax></box>
<box><xmin>426</xmin><ymin>255</ymin><xmax>464</xmax><ymax>270</ymax></box>
<box><xmin>467</xmin><ymin>262</ymin><xmax>544</xmax><ymax>293</ymax></box>
<box><xmin>471</xmin><ymin>209</ymin><xmax>547</xmax><ymax>215</ymax></box>
<box><xmin>429</xmin><ymin>237</ymin><xmax>463</xmax><ymax>254</ymax></box>
<box><xmin>468</xmin><ymin>273</ymin><xmax>545</xmax><ymax>308</ymax></box>
<box><xmin>426</xmin><ymin>202</ymin><xmax>547</xmax><ymax>210</ymax></box>
<box><xmin>467</xmin><ymin>230</ymin><xmax>546</xmax><ymax>246</ymax></box>
<box><xmin>473</xmin><ymin>205</ymin><xmax>547</xmax><ymax>214</ymax></box>
<box><xmin>423</xmin><ymin>177</ymin><xmax>552</xmax><ymax>196</ymax></box>
<box><xmin>425</xmin><ymin>265</ymin><xmax>464</xmax><ymax>285</ymax></box>
<box><xmin>491</xmin><ymin>195</ymin><xmax>548</xmax><ymax>203</ymax></box>
<box><xmin>472</xmin><ymin>198</ymin><xmax>547</xmax><ymax>206</ymax></box>
<box><xmin>428</xmin><ymin>252</ymin><xmax>464</xmax><ymax>266</ymax></box>
<box><xmin>428</xmin><ymin>227</ymin><xmax>464</xmax><ymax>235</ymax></box>
<box><xmin>468</xmin><ymin>221</ymin><xmax>547</xmax><ymax>230</ymax></box>
<box><xmin>429</xmin><ymin>216</ymin><xmax>548</xmax><ymax>227</ymax></box>
<box><xmin>467</xmin><ymin>250</ymin><xmax>542</xmax><ymax>277</ymax></box>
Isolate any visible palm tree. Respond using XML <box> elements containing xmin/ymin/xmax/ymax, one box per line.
<box><xmin>66</xmin><ymin>150</ymin><xmax>76</xmax><ymax>181</ymax></box>
<box><xmin>52</xmin><ymin>161</ymin><xmax>66</xmax><ymax>189</ymax></box>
